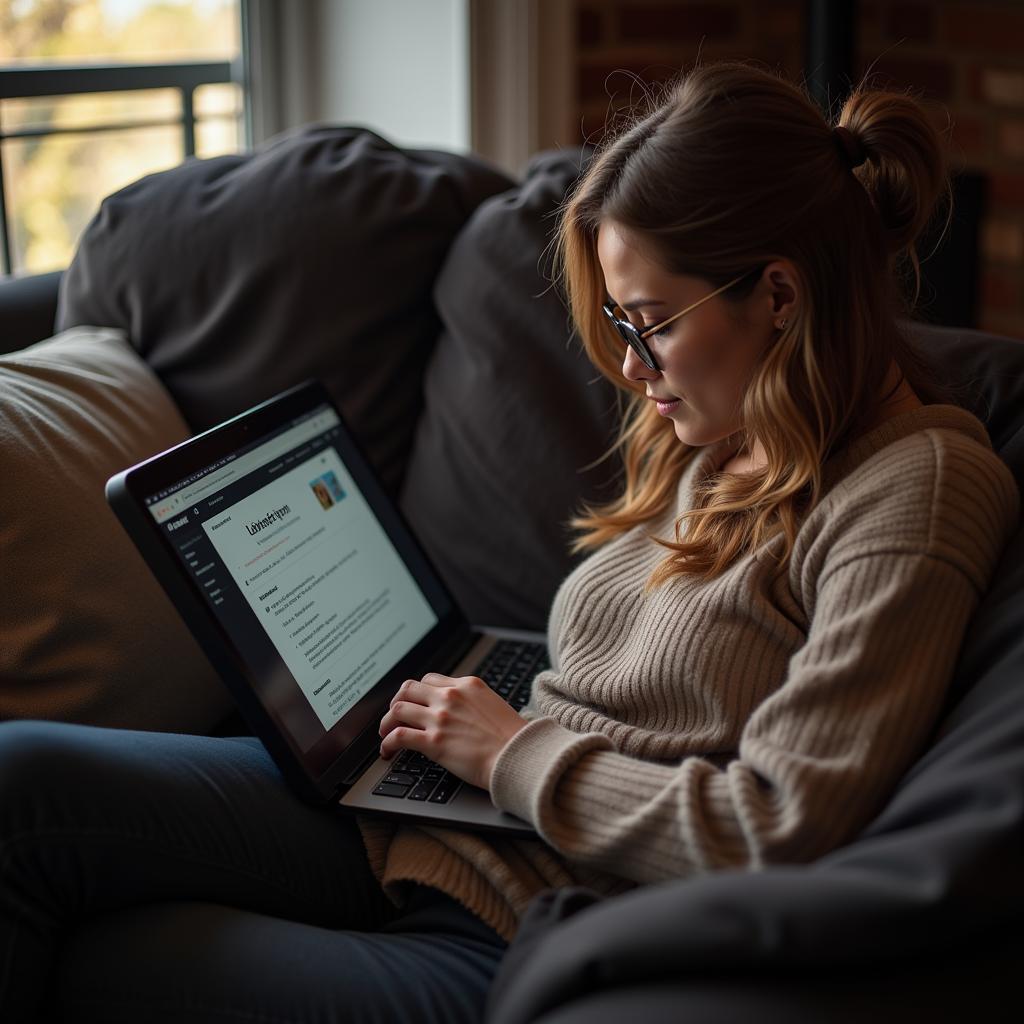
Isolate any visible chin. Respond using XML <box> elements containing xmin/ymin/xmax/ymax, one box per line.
<box><xmin>672</xmin><ymin>417</ymin><xmax>733</xmax><ymax>449</ymax></box>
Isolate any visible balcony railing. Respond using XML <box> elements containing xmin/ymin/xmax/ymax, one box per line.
<box><xmin>0</xmin><ymin>59</ymin><xmax>242</xmax><ymax>275</ymax></box>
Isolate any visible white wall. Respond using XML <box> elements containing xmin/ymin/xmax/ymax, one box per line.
<box><xmin>252</xmin><ymin>0</ymin><xmax>573</xmax><ymax>173</ymax></box>
<box><xmin>314</xmin><ymin>0</ymin><xmax>471</xmax><ymax>152</ymax></box>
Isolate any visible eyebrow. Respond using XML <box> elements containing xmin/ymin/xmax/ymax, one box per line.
<box><xmin>606</xmin><ymin>296</ymin><xmax>666</xmax><ymax>312</ymax></box>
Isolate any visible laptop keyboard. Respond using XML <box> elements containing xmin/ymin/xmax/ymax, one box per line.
<box><xmin>372</xmin><ymin>639</ymin><xmax>550</xmax><ymax>804</ymax></box>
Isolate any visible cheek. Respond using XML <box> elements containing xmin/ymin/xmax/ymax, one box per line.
<box><xmin>662</xmin><ymin>327</ymin><xmax>765</xmax><ymax>419</ymax></box>
<box><xmin>662</xmin><ymin>327</ymin><xmax>737</xmax><ymax>385</ymax></box>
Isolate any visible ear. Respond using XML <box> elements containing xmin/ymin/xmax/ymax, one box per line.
<box><xmin>759</xmin><ymin>260</ymin><xmax>800</xmax><ymax>329</ymax></box>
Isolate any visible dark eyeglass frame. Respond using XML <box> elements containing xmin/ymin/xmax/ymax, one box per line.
<box><xmin>601</xmin><ymin>271</ymin><xmax>754</xmax><ymax>371</ymax></box>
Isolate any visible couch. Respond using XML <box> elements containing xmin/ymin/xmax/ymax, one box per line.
<box><xmin>2</xmin><ymin>126</ymin><xmax>1023</xmax><ymax>1022</ymax></box>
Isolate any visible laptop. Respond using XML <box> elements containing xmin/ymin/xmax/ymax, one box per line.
<box><xmin>106</xmin><ymin>379</ymin><xmax>545</xmax><ymax>838</ymax></box>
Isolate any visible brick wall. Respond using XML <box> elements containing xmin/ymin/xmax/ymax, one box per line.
<box><xmin>574</xmin><ymin>0</ymin><xmax>1024</xmax><ymax>339</ymax></box>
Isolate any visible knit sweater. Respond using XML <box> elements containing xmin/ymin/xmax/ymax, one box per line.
<box><xmin>357</xmin><ymin>404</ymin><xmax>1020</xmax><ymax>942</ymax></box>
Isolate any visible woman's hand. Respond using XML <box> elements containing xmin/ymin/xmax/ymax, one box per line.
<box><xmin>378</xmin><ymin>673</ymin><xmax>529</xmax><ymax>791</ymax></box>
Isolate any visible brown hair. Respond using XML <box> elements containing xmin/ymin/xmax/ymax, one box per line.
<box><xmin>554</xmin><ymin>61</ymin><xmax>950</xmax><ymax>587</ymax></box>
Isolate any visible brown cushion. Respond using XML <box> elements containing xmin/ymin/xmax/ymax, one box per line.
<box><xmin>399</xmin><ymin>149</ymin><xmax>621</xmax><ymax>630</ymax></box>
<box><xmin>0</xmin><ymin>327</ymin><xmax>233</xmax><ymax>731</ymax></box>
<box><xmin>56</xmin><ymin>126</ymin><xmax>515</xmax><ymax>495</ymax></box>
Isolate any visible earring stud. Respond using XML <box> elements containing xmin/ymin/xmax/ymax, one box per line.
<box><xmin>777</xmin><ymin>318</ymin><xmax>788</xmax><ymax>330</ymax></box>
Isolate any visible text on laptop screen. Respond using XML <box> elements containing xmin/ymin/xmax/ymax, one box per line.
<box><xmin>144</xmin><ymin>405</ymin><xmax>438</xmax><ymax>749</ymax></box>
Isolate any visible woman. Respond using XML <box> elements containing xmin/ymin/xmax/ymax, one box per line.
<box><xmin>1</xmin><ymin>63</ymin><xmax>1017</xmax><ymax>1022</ymax></box>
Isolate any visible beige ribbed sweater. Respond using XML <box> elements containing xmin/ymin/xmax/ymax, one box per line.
<box><xmin>357</xmin><ymin>404</ymin><xmax>1019</xmax><ymax>942</ymax></box>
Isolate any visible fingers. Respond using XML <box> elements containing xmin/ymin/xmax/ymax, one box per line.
<box><xmin>420</xmin><ymin>673</ymin><xmax>484</xmax><ymax>688</ymax></box>
<box><xmin>390</xmin><ymin>674</ymin><xmax>478</xmax><ymax>707</ymax></box>
<box><xmin>376</xmin><ymin>671</ymin><xmax>521</xmax><ymax>785</ymax></box>
<box><xmin>379</xmin><ymin>702</ymin><xmax>433</xmax><ymax>757</ymax></box>
<box><xmin>379</xmin><ymin>723</ymin><xmax>432</xmax><ymax>761</ymax></box>
<box><xmin>389</xmin><ymin>679</ymin><xmax>430</xmax><ymax>708</ymax></box>
<box><xmin>379</xmin><ymin>699</ymin><xmax>432</xmax><ymax>736</ymax></box>
<box><xmin>421</xmin><ymin>672</ymin><xmax>455</xmax><ymax>687</ymax></box>
<box><xmin>381</xmin><ymin>680</ymin><xmax>437</xmax><ymax>760</ymax></box>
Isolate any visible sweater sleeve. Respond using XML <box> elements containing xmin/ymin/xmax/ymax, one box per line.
<box><xmin>489</xmin><ymin>549</ymin><xmax>991</xmax><ymax>883</ymax></box>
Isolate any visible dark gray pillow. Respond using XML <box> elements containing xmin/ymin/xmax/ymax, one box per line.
<box><xmin>56</xmin><ymin>125</ymin><xmax>514</xmax><ymax>494</ymax></box>
<box><xmin>906</xmin><ymin>322</ymin><xmax>1024</xmax><ymax>491</ymax></box>
<box><xmin>399</xmin><ymin>148</ymin><xmax>621</xmax><ymax>630</ymax></box>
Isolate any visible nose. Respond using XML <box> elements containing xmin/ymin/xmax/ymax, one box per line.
<box><xmin>622</xmin><ymin>343</ymin><xmax>659</xmax><ymax>383</ymax></box>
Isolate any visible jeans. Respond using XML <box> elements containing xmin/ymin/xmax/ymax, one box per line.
<box><xmin>0</xmin><ymin>719</ymin><xmax>508</xmax><ymax>1023</ymax></box>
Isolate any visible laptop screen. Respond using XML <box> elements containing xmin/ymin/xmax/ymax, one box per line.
<box><xmin>140</xmin><ymin>398</ymin><xmax>443</xmax><ymax>769</ymax></box>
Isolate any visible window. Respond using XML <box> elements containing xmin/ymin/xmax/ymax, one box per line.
<box><xmin>0</xmin><ymin>0</ymin><xmax>248</xmax><ymax>276</ymax></box>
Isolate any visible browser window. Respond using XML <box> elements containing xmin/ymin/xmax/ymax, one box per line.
<box><xmin>144</xmin><ymin>404</ymin><xmax>438</xmax><ymax>747</ymax></box>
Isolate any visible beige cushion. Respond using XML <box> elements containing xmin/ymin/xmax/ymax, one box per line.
<box><xmin>0</xmin><ymin>327</ymin><xmax>233</xmax><ymax>731</ymax></box>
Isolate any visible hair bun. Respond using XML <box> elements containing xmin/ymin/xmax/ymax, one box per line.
<box><xmin>833</xmin><ymin>125</ymin><xmax>867</xmax><ymax>169</ymax></box>
<box><xmin>837</xmin><ymin>88</ymin><xmax>947</xmax><ymax>257</ymax></box>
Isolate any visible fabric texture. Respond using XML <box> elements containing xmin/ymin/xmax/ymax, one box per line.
<box><xmin>484</xmin><ymin>326</ymin><xmax>1024</xmax><ymax>1024</ymax></box>
<box><xmin>358</xmin><ymin>403</ymin><xmax>1019</xmax><ymax>943</ymax></box>
<box><xmin>486</xmin><ymin>523</ymin><xmax>1024</xmax><ymax>1023</ymax></box>
<box><xmin>905</xmin><ymin>323</ymin><xmax>1024</xmax><ymax>490</ymax></box>
<box><xmin>399</xmin><ymin>147</ymin><xmax>621</xmax><ymax>629</ymax></box>
<box><xmin>56</xmin><ymin>126</ymin><xmax>515</xmax><ymax>495</ymax></box>
<box><xmin>0</xmin><ymin>270</ymin><xmax>61</xmax><ymax>355</ymax></box>
<box><xmin>0</xmin><ymin>327</ymin><xmax>232</xmax><ymax>731</ymax></box>
<box><xmin>0</xmin><ymin>721</ymin><xmax>505</xmax><ymax>1024</ymax></box>
<box><xmin>13</xmin><ymin>128</ymin><xmax>1023</xmax><ymax>1017</ymax></box>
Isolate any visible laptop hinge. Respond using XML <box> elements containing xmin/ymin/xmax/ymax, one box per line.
<box><xmin>436</xmin><ymin>623</ymin><xmax>485</xmax><ymax>673</ymax></box>
<box><xmin>340</xmin><ymin>740</ymin><xmax>383</xmax><ymax>787</ymax></box>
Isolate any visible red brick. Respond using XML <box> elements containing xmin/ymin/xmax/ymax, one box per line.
<box><xmin>977</xmin><ymin>313</ymin><xmax>1024</xmax><ymax>340</ymax></box>
<box><xmin>580</xmin><ymin>102</ymin><xmax>621</xmax><ymax>146</ymax></box>
<box><xmin>860</xmin><ymin>0</ymin><xmax>882</xmax><ymax>34</ymax></box>
<box><xmin>948</xmin><ymin>112</ymin><xmax>988</xmax><ymax>162</ymax></box>
<box><xmin>991</xmin><ymin>173</ymin><xmax>1024</xmax><ymax>207</ymax></box>
<box><xmin>754</xmin><ymin>0</ymin><xmax>801</xmax><ymax>38</ymax></box>
<box><xmin>943</xmin><ymin>4</ymin><xmax>1024</xmax><ymax>56</ymax></box>
<box><xmin>578</xmin><ymin>6</ymin><xmax>603</xmax><ymax>48</ymax></box>
<box><xmin>982</xmin><ymin>268</ymin><xmax>1022</xmax><ymax>309</ymax></box>
<box><xmin>616</xmin><ymin>3</ymin><xmax>739</xmax><ymax>43</ymax></box>
<box><xmin>982</xmin><ymin>218</ymin><xmax>1024</xmax><ymax>264</ymax></box>
<box><xmin>999</xmin><ymin>118</ymin><xmax>1024</xmax><ymax>161</ymax></box>
<box><xmin>578</xmin><ymin>59</ymin><xmax>684</xmax><ymax>104</ymax></box>
<box><xmin>756</xmin><ymin>42</ymin><xmax>803</xmax><ymax>80</ymax></box>
<box><xmin>974</xmin><ymin>66</ymin><xmax>1024</xmax><ymax>108</ymax></box>
<box><xmin>862</xmin><ymin>53</ymin><xmax>955</xmax><ymax>101</ymax></box>
<box><xmin>886</xmin><ymin>2</ymin><xmax>934</xmax><ymax>41</ymax></box>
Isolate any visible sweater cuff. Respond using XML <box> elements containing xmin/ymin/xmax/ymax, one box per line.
<box><xmin>489</xmin><ymin>716</ymin><xmax>613</xmax><ymax>826</ymax></box>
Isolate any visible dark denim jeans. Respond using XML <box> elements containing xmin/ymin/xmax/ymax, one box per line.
<box><xmin>0</xmin><ymin>720</ymin><xmax>507</xmax><ymax>1023</ymax></box>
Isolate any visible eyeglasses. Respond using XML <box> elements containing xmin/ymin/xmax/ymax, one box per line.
<box><xmin>601</xmin><ymin>271</ymin><xmax>753</xmax><ymax>372</ymax></box>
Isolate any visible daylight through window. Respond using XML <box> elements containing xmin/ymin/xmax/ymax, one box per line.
<box><xmin>0</xmin><ymin>0</ymin><xmax>246</xmax><ymax>275</ymax></box>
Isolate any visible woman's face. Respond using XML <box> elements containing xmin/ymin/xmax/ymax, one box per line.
<box><xmin>596</xmin><ymin>220</ymin><xmax>790</xmax><ymax>448</ymax></box>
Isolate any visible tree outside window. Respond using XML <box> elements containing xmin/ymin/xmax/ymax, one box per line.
<box><xmin>0</xmin><ymin>0</ymin><xmax>244</xmax><ymax>275</ymax></box>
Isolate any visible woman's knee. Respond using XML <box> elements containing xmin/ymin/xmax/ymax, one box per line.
<box><xmin>0</xmin><ymin>719</ymin><xmax>89</xmax><ymax>787</ymax></box>
<box><xmin>0</xmin><ymin>720</ymin><xmax>130</xmax><ymax>827</ymax></box>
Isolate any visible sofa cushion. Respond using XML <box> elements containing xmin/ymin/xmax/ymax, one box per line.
<box><xmin>400</xmin><ymin>148</ymin><xmax>621</xmax><ymax>630</ymax></box>
<box><xmin>56</xmin><ymin>126</ymin><xmax>514</xmax><ymax>496</ymax></box>
<box><xmin>0</xmin><ymin>270</ymin><xmax>61</xmax><ymax>355</ymax></box>
<box><xmin>0</xmin><ymin>326</ymin><xmax>232</xmax><ymax>731</ymax></box>
<box><xmin>907</xmin><ymin>322</ymin><xmax>1024</xmax><ymax>492</ymax></box>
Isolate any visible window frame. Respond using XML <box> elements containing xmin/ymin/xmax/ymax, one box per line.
<box><xmin>0</xmin><ymin>2</ymin><xmax>251</xmax><ymax>277</ymax></box>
